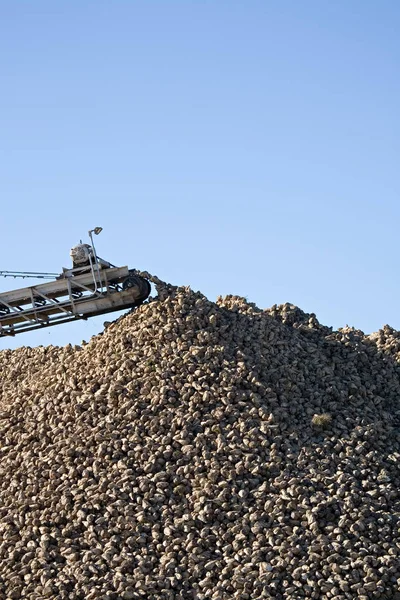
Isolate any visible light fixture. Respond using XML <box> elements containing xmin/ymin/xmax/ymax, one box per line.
<box><xmin>88</xmin><ymin>227</ymin><xmax>103</xmax><ymax>292</ymax></box>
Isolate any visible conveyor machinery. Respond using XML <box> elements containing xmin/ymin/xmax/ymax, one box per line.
<box><xmin>0</xmin><ymin>227</ymin><xmax>151</xmax><ymax>337</ymax></box>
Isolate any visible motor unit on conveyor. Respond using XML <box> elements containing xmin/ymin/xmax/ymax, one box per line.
<box><xmin>70</xmin><ymin>243</ymin><xmax>92</xmax><ymax>266</ymax></box>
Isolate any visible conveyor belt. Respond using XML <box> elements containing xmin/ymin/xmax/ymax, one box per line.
<box><xmin>0</xmin><ymin>267</ymin><xmax>150</xmax><ymax>337</ymax></box>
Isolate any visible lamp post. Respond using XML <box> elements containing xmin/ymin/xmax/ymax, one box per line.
<box><xmin>88</xmin><ymin>227</ymin><xmax>103</xmax><ymax>293</ymax></box>
<box><xmin>88</xmin><ymin>227</ymin><xmax>102</xmax><ymax>261</ymax></box>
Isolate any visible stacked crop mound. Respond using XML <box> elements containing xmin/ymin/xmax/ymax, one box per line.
<box><xmin>0</xmin><ymin>283</ymin><xmax>400</xmax><ymax>600</ymax></box>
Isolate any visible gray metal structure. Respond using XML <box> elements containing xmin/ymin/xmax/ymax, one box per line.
<box><xmin>0</xmin><ymin>229</ymin><xmax>151</xmax><ymax>338</ymax></box>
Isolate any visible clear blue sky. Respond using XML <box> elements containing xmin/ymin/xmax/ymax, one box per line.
<box><xmin>1</xmin><ymin>1</ymin><xmax>399</xmax><ymax>350</ymax></box>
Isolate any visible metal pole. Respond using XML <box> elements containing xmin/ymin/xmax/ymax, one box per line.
<box><xmin>88</xmin><ymin>229</ymin><xmax>102</xmax><ymax>294</ymax></box>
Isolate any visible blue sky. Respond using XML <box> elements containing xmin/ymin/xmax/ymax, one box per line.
<box><xmin>1</xmin><ymin>1</ymin><xmax>399</xmax><ymax>350</ymax></box>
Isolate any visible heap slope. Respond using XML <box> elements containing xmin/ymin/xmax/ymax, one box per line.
<box><xmin>0</xmin><ymin>284</ymin><xmax>399</xmax><ymax>600</ymax></box>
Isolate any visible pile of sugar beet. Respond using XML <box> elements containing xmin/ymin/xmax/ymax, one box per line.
<box><xmin>0</xmin><ymin>277</ymin><xmax>399</xmax><ymax>600</ymax></box>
